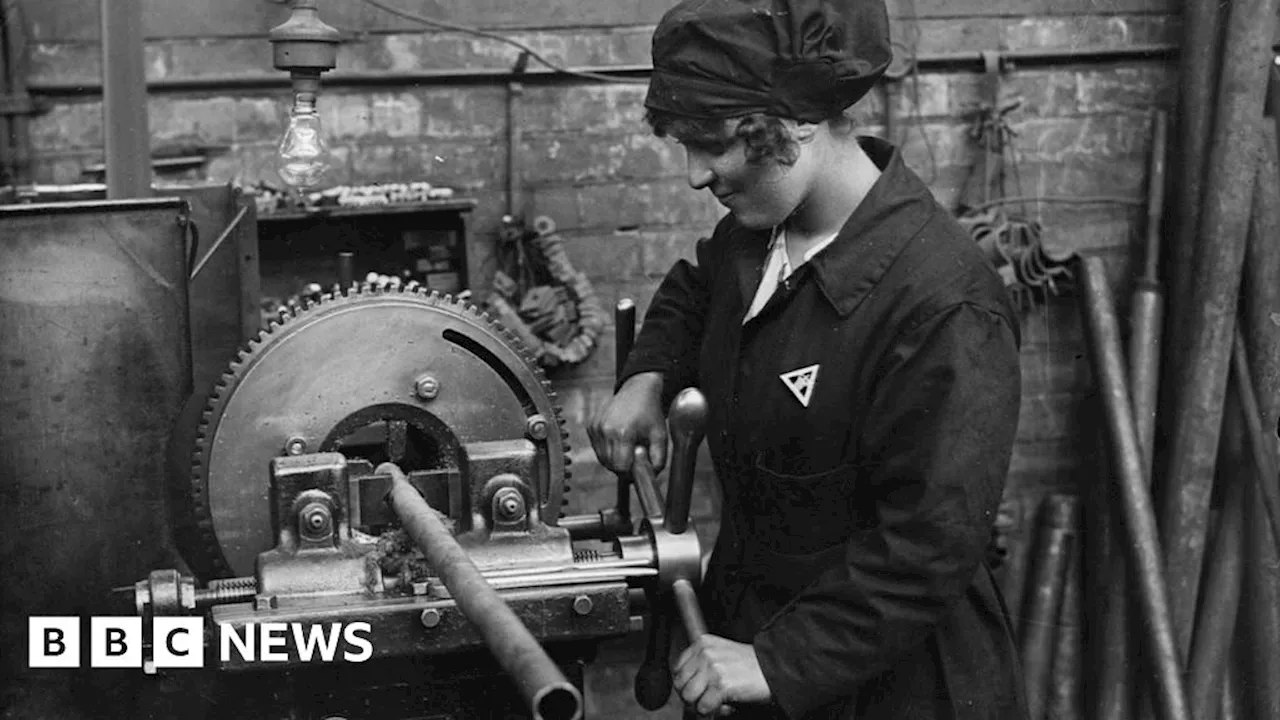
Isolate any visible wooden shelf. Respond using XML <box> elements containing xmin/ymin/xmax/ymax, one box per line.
<box><xmin>258</xmin><ymin>198</ymin><xmax>478</xmax><ymax>223</ymax></box>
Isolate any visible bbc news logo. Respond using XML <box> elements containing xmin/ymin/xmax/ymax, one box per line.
<box><xmin>29</xmin><ymin>617</ymin><xmax>374</xmax><ymax>668</ymax></box>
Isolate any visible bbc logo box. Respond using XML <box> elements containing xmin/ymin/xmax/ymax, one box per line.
<box><xmin>29</xmin><ymin>616</ymin><xmax>205</xmax><ymax>668</ymax></box>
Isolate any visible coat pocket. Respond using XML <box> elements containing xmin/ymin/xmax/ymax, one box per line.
<box><xmin>748</xmin><ymin>461</ymin><xmax>859</xmax><ymax>556</ymax></box>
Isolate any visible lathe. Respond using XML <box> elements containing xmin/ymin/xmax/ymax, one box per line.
<box><xmin>123</xmin><ymin>284</ymin><xmax>710</xmax><ymax>720</ymax></box>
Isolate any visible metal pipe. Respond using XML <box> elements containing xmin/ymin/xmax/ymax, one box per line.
<box><xmin>1077</xmin><ymin>254</ymin><xmax>1190</xmax><ymax>720</ymax></box>
<box><xmin>1088</xmin><ymin>420</ymin><xmax>1134</xmax><ymax>720</ymax></box>
<box><xmin>1187</xmin><ymin>398</ymin><xmax>1245</xmax><ymax>720</ymax></box>
<box><xmin>1231</xmin><ymin>329</ymin><xmax>1280</xmax><ymax>552</ymax></box>
<box><xmin>1096</xmin><ymin>108</ymin><xmax>1168</xmax><ymax>720</ymax></box>
<box><xmin>22</xmin><ymin>43</ymin><xmax>1192</xmax><ymax>98</ymax></box>
<box><xmin>1158</xmin><ymin>0</ymin><xmax>1278</xmax><ymax>658</ymax></box>
<box><xmin>630</xmin><ymin>447</ymin><xmax>664</xmax><ymax>522</ymax></box>
<box><xmin>1132</xmin><ymin>109</ymin><xmax>1168</xmax><ymax>474</ymax></box>
<box><xmin>100</xmin><ymin>0</ymin><xmax>152</xmax><ymax>198</ymax></box>
<box><xmin>381</xmin><ymin>462</ymin><xmax>583</xmax><ymax>720</ymax></box>
<box><xmin>559</xmin><ymin>509</ymin><xmax>630</xmax><ymax>542</ymax></box>
<box><xmin>664</xmin><ymin>388</ymin><xmax>707</xmax><ymax>536</ymax></box>
<box><xmin>2</xmin><ymin>0</ymin><xmax>32</xmax><ymax>184</ymax></box>
<box><xmin>1240</xmin><ymin>119</ymin><xmax>1280</xmax><ymax>720</ymax></box>
<box><xmin>1018</xmin><ymin>494</ymin><xmax>1076</xmax><ymax>720</ymax></box>
<box><xmin>1163</xmin><ymin>0</ymin><xmax>1224</xmax><ymax>376</ymax></box>
<box><xmin>1048</xmin><ymin>530</ymin><xmax>1084</xmax><ymax>720</ymax></box>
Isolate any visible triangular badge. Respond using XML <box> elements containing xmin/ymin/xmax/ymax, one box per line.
<box><xmin>779</xmin><ymin>364</ymin><xmax>819</xmax><ymax>407</ymax></box>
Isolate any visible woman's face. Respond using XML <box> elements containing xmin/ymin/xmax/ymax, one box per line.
<box><xmin>678</xmin><ymin>122</ymin><xmax>813</xmax><ymax>230</ymax></box>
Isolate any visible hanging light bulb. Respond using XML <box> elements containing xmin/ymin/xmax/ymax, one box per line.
<box><xmin>268</xmin><ymin>0</ymin><xmax>340</xmax><ymax>189</ymax></box>
<box><xmin>277</xmin><ymin>89</ymin><xmax>333</xmax><ymax>188</ymax></box>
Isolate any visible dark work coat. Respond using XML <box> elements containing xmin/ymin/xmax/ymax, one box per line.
<box><xmin>621</xmin><ymin>138</ymin><xmax>1029</xmax><ymax>720</ymax></box>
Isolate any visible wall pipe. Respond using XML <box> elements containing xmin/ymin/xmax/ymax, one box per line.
<box><xmin>100</xmin><ymin>0</ymin><xmax>151</xmax><ymax>198</ymax></box>
<box><xmin>1240</xmin><ymin>120</ymin><xmax>1280</xmax><ymax>720</ymax></box>
<box><xmin>1156</xmin><ymin>0</ymin><xmax>1278</xmax><ymax>659</ymax></box>
<box><xmin>2</xmin><ymin>0</ymin><xmax>33</xmax><ymax>184</ymax></box>
<box><xmin>1077</xmin><ymin>254</ymin><xmax>1189</xmax><ymax>720</ymax></box>
<box><xmin>22</xmin><ymin>43</ymin><xmax>1190</xmax><ymax>97</ymax></box>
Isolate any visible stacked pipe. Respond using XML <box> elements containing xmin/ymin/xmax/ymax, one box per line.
<box><xmin>1067</xmin><ymin>0</ymin><xmax>1280</xmax><ymax>716</ymax></box>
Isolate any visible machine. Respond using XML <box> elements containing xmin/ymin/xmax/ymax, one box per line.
<box><xmin>123</xmin><ymin>284</ymin><xmax>710</xmax><ymax>720</ymax></box>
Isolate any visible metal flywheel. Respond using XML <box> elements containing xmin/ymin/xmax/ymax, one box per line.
<box><xmin>169</xmin><ymin>285</ymin><xmax>570</xmax><ymax>580</ymax></box>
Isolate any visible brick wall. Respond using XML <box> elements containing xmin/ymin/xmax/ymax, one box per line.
<box><xmin>16</xmin><ymin>1</ymin><xmax>1187</xmax><ymax>716</ymax></box>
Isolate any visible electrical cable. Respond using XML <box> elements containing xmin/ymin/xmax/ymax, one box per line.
<box><xmin>358</xmin><ymin>0</ymin><xmax>648</xmax><ymax>85</ymax></box>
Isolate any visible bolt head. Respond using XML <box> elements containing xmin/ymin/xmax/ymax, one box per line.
<box><xmin>572</xmin><ymin>595</ymin><xmax>593</xmax><ymax>616</ymax></box>
<box><xmin>415</xmin><ymin>375</ymin><xmax>440</xmax><ymax>400</ymax></box>
<box><xmin>285</xmin><ymin>437</ymin><xmax>307</xmax><ymax>455</ymax></box>
<box><xmin>525</xmin><ymin>414</ymin><xmax>549</xmax><ymax>441</ymax></box>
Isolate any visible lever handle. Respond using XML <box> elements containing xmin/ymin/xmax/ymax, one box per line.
<box><xmin>630</xmin><ymin>446</ymin><xmax>666</xmax><ymax>522</ymax></box>
<box><xmin>634</xmin><ymin>590</ymin><xmax>676</xmax><ymax>710</ymax></box>
<box><xmin>664</xmin><ymin>388</ymin><xmax>708</xmax><ymax>536</ymax></box>
<box><xmin>614</xmin><ymin>299</ymin><xmax>637</xmax><ymax>525</ymax></box>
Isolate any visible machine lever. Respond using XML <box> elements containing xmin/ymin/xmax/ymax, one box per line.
<box><xmin>615</xmin><ymin>299</ymin><xmax>637</xmax><ymax>526</ymax></box>
<box><xmin>382</xmin><ymin>462</ymin><xmax>584</xmax><ymax>720</ymax></box>
<box><xmin>632</xmin><ymin>388</ymin><xmax>727</xmax><ymax>716</ymax></box>
<box><xmin>664</xmin><ymin>388</ymin><xmax>708</xmax><ymax>536</ymax></box>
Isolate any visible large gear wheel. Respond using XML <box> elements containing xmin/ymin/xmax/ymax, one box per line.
<box><xmin>170</xmin><ymin>285</ymin><xmax>571</xmax><ymax>580</ymax></box>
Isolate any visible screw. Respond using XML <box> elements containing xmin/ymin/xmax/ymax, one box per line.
<box><xmin>572</xmin><ymin>595</ymin><xmax>593</xmax><ymax>616</ymax></box>
<box><xmin>420</xmin><ymin>608</ymin><xmax>442</xmax><ymax>628</ymax></box>
<box><xmin>285</xmin><ymin>437</ymin><xmax>307</xmax><ymax>455</ymax></box>
<box><xmin>415</xmin><ymin>375</ymin><xmax>440</xmax><ymax>400</ymax></box>
<box><xmin>525</xmin><ymin>414</ymin><xmax>549</xmax><ymax>441</ymax></box>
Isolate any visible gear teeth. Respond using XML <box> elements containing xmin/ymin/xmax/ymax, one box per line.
<box><xmin>185</xmin><ymin>285</ymin><xmax>575</xmax><ymax>575</ymax></box>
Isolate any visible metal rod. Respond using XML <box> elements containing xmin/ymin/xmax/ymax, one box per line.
<box><xmin>1089</xmin><ymin>418</ymin><xmax>1134</xmax><ymax>720</ymax></box>
<box><xmin>21</xmin><ymin>43</ymin><xmax>1195</xmax><ymax>99</ymax></box>
<box><xmin>615</xmin><ymin>299</ymin><xmax>636</xmax><ymax>526</ymax></box>
<box><xmin>630</xmin><ymin>447</ymin><xmax>664</xmax><ymax>523</ymax></box>
<box><xmin>664</xmin><ymin>388</ymin><xmax>707</xmax><ymax>536</ymax></box>
<box><xmin>1077</xmin><ymin>254</ymin><xmax>1191</xmax><ymax>720</ymax></box>
<box><xmin>189</xmin><ymin>205</ymin><xmax>249</xmax><ymax>281</ymax></box>
<box><xmin>1019</xmin><ymin>494</ymin><xmax>1076</xmax><ymax>720</ymax></box>
<box><xmin>1164</xmin><ymin>0</ymin><xmax>1224</xmax><ymax>331</ymax></box>
<box><xmin>381</xmin><ymin>462</ymin><xmax>583</xmax><ymax>720</ymax></box>
<box><xmin>1240</xmin><ymin>117</ymin><xmax>1280</xmax><ymax>720</ymax></box>
<box><xmin>1231</xmin><ymin>329</ymin><xmax>1280</xmax><ymax>554</ymax></box>
<box><xmin>3</xmin><ymin>0</ymin><xmax>32</xmax><ymax>184</ymax></box>
<box><xmin>1158</xmin><ymin>0</ymin><xmax>1278</xmax><ymax>658</ymax></box>
<box><xmin>672</xmin><ymin>578</ymin><xmax>706</xmax><ymax>639</ymax></box>
<box><xmin>1131</xmin><ymin>109</ymin><xmax>1168</xmax><ymax>475</ymax></box>
<box><xmin>1048</xmin><ymin>530</ymin><xmax>1084</xmax><ymax>720</ymax></box>
<box><xmin>100</xmin><ymin>0</ymin><xmax>152</xmax><ymax>199</ymax></box>
<box><xmin>559</xmin><ymin>509</ymin><xmax>630</xmax><ymax>542</ymax></box>
<box><xmin>1187</xmin><ymin>395</ymin><xmax>1246</xmax><ymax>720</ymax></box>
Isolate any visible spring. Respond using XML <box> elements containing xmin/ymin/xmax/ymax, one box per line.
<box><xmin>196</xmin><ymin>576</ymin><xmax>257</xmax><ymax>605</ymax></box>
<box><xmin>573</xmin><ymin>549</ymin><xmax>604</xmax><ymax>564</ymax></box>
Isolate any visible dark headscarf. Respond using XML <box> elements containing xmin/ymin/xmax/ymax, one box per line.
<box><xmin>646</xmin><ymin>0</ymin><xmax>892</xmax><ymax>123</ymax></box>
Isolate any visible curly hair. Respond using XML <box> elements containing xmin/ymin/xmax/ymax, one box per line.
<box><xmin>644</xmin><ymin>110</ymin><xmax>801</xmax><ymax>165</ymax></box>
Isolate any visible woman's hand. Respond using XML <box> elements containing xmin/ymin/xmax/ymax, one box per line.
<box><xmin>588</xmin><ymin>371</ymin><xmax>669</xmax><ymax>472</ymax></box>
<box><xmin>674</xmin><ymin>635</ymin><xmax>772</xmax><ymax>717</ymax></box>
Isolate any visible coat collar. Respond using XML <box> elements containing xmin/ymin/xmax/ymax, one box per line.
<box><xmin>728</xmin><ymin>137</ymin><xmax>938</xmax><ymax>318</ymax></box>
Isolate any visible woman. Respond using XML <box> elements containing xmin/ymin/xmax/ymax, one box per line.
<box><xmin>588</xmin><ymin>1</ymin><xmax>1028</xmax><ymax>718</ymax></box>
